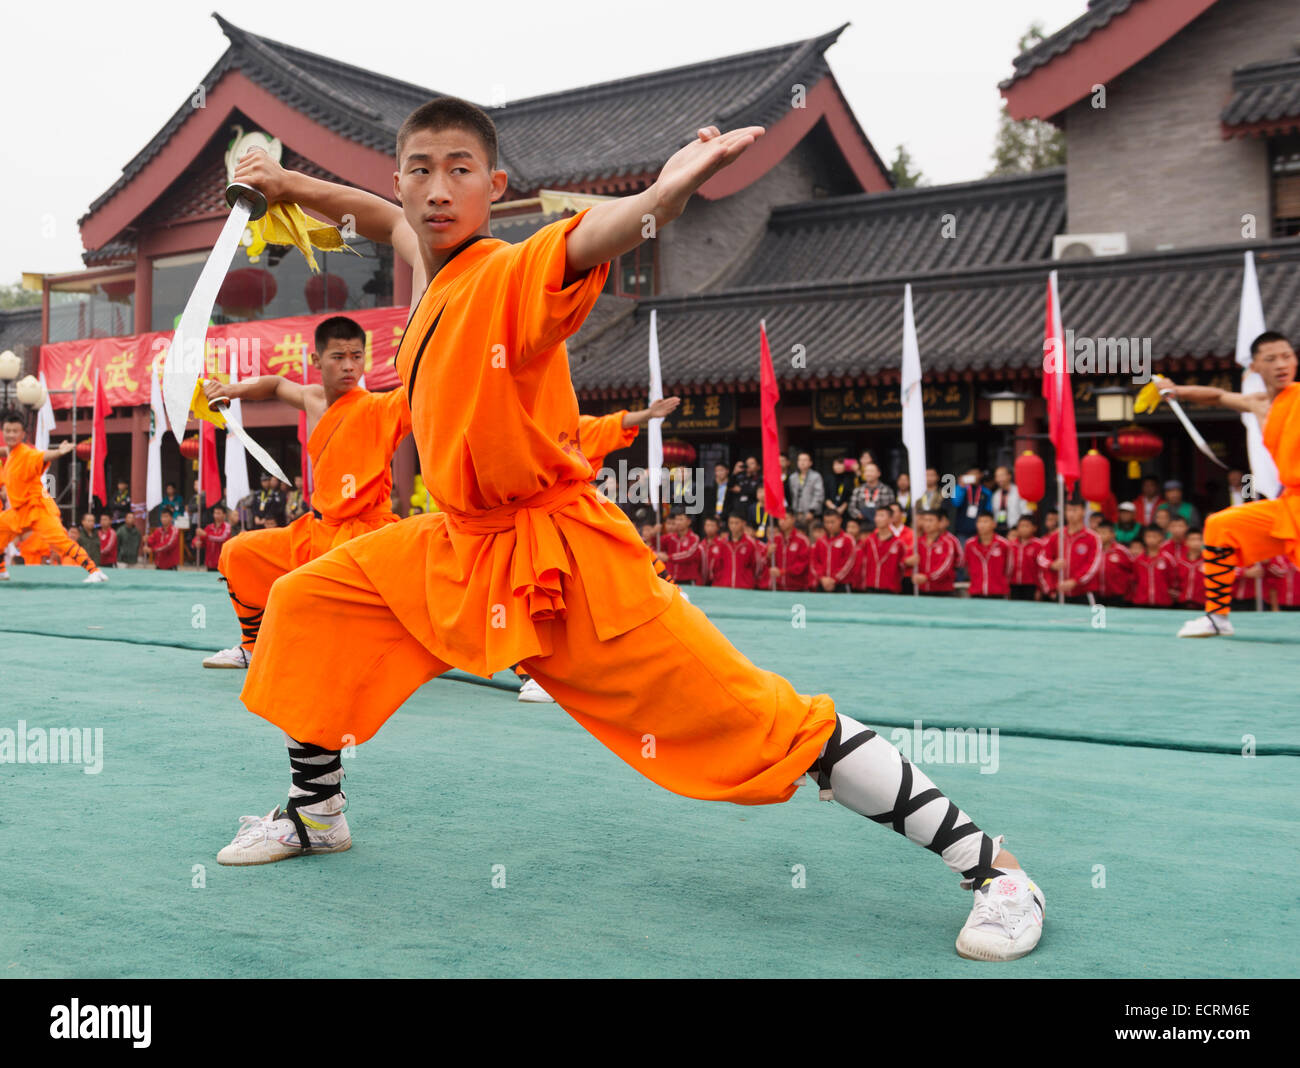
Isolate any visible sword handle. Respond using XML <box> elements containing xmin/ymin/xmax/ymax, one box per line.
<box><xmin>225</xmin><ymin>182</ymin><xmax>269</xmax><ymax>221</ymax></box>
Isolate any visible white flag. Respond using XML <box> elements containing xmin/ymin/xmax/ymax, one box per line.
<box><xmin>34</xmin><ymin>371</ymin><xmax>55</xmax><ymax>451</ymax></box>
<box><xmin>647</xmin><ymin>309</ymin><xmax>664</xmax><ymax>510</ymax></box>
<box><xmin>223</xmin><ymin>352</ymin><xmax>251</xmax><ymax>511</ymax></box>
<box><xmin>900</xmin><ymin>284</ymin><xmax>927</xmax><ymax>515</ymax></box>
<box><xmin>1235</xmin><ymin>252</ymin><xmax>1280</xmax><ymax>499</ymax></box>
<box><xmin>147</xmin><ymin>356</ymin><xmax>167</xmax><ymax>513</ymax></box>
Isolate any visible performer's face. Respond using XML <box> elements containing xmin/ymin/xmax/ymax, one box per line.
<box><xmin>395</xmin><ymin>127</ymin><xmax>508</xmax><ymax>253</ymax></box>
<box><xmin>314</xmin><ymin>336</ymin><xmax>365</xmax><ymax>392</ymax></box>
<box><xmin>1252</xmin><ymin>339</ymin><xmax>1296</xmax><ymax>391</ymax></box>
<box><xmin>2</xmin><ymin>420</ymin><xmax>25</xmax><ymax>447</ymax></box>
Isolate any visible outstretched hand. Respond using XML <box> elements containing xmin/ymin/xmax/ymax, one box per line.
<box><xmin>647</xmin><ymin>396</ymin><xmax>681</xmax><ymax>420</ymax></box>
<box><xmin>233</xmin><ymin>147</ymin><xmax>290</xmax><ymax>203</ymax></box>
<box><xmin>654</xmin><ymin>126</ymin><xmax>765</xmax><ymax>220</ymax></box>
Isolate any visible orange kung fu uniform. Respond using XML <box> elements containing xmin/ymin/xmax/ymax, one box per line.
<box><xmin>217</xmin><ymin>386</ymin><xmax>411</xmax><ymax>652</ymax></box>
<box><xmin>1203</xmin><ymin>383</ymin><xmax>1300</xmax><ymax>613</ymax></box>
<box><xmin>577</xmin><ymin>411</ymin><xmax>637</xmax><ymax>471</ymax></box>
<box><xmin>242</xmin><ymin>212</ymin><xmax>836</xmax><ymax>805</ymax></box>
<box><xmin>0</xmin><ymin>443</ymin><xmax>97</xmax><ymax>574</ymax></box>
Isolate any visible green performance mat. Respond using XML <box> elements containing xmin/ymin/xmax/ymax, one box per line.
<box><xmin>1</xmin><ymin>568</ymin><xmax>1296</xmax><ymax>977</ymax></box>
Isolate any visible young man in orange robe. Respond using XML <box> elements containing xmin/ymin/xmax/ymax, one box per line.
<box><xmin>1162</xmin><ymin>332</ymin><xmax>1299</xmax><ymax>636</ymax></box>
<box><xmin>218</xmin><ymin>99</ymin><xmax>1045</xmax><ymax>962</ymax></box>
<box><xmin>0</xmin><ymin>411</ymin><xmax>106</xmax><ymax>583</ymax></box>
<box><xmin>198</xmin><ymin>316</ymin><xmax>411</xmax><ymax>667</ymax></box>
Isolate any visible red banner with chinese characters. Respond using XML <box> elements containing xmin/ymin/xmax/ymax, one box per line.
<box><xmin>38</xmin><ymin>306</ymin><xmax>410</xmax><ymax>409</ymax></box>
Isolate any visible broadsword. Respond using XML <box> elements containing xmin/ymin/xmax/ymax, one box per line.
<box><xmin>161</xmin><ymin>181</ymin><xmax>269</xmax><ymax>443</ymax></box>
<box><xmin>1158</xmin><ymin>387</ymin><xmax>1230</xmax><ymax>470</ymax></box>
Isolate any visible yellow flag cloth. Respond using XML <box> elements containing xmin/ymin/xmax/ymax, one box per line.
<box><xmin>244</xmin><ymin>203</ymin><xmax>359</xmax><ymax>272</ymax></box>
<box><xmin>1134</xmin><ymin>381</ymin><xmax>1163</xmax><ymax>414</ymax></box>
<box><xmin>190</xmin><ymin>379</ymin><xmax>227</xmax><ymax>429</ymax></box>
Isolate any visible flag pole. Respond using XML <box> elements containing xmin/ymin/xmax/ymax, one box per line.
<box><xmin>1057</xmin><ymin>471</ymin><xmax>1066</xmax><ymax>606</ymax></box>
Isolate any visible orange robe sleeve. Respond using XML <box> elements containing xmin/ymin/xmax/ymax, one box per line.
<box><xmin>1264</xmin><ymin>383</ymin><xmax>1300</xmax><ymax>558</ymax></box>
<box><xmin>577</xmin><ymin>411</ymin><xmax>638</xmax><ymax>472</ymax></box>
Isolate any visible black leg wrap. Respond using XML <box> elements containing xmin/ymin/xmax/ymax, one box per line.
<box><xmin>284</xmin><ymin>741</ymin><xmax>343</xmax><ymax>854</ymax></box>
<box><xmin>1204</xmin><ymin>545</ymin><xmax>1235</xmax><ymax>615</ymax></box>
<box><xmin>808</xmin><ymin>716</ymin><xmax>876</xmax><ymax>798</ymax></box>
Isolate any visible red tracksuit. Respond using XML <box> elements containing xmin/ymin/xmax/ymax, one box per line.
<box><xmin>1175</xmin><ymin>553</ymin><xmax>1206</xmax><ymax>608</ymax></box>
<box><xmin>146</xmin><ymin>525</ymin><xmax>181</xmax><ymax>570</ymax></box>
<box><xmin>662</xmin><ymin>530</ymin><xmax>704</xmax><ymax>584</ymax></box>
<box><xmin>1129</xmin><ymin>551</ymin><xmax>1177</xmax><ymax>606</ymax></box>
<box><xmin>1159</xmin><ymin>538</ymin><xmax>1189</xmax><ymax>563</ymax></box>
<box><xmin>98</xmin><ymin>525</ymin><xmax>118</xmax><ymax>567</ymax></box>
<box><xmin>857</xmin><ymin>532</ymin><xmax>906</xmax><ymax>593</ymax></box>
<box><xmin>1266</xmin><ymin>554</ymin><xmax>1300</xmax><ymax>607</ymax></box>
<box><xmin>914</xmin><ymin>532</ymin><xmax>961</xmax><ymax>594</ymax></box>
<box><xmin>964</xmin><ymin>534</ymin><xmax>1012</xmax><ymax>597</ymax></box>
<box><xmin>1007</xmin><ymin>536</ymin><xmax>1040</xmax><ymax>590</ymax></box>
<box><xmin>198</xmin><ymin>521</ymin><xmax>233</xmax><ymax>570</ymax></box>
<box><xmin>1036</xmin><ymin>527</ymin><xmax>1103</xmax><ymax>597</ymax></box>
<box><xmin>707</xmin><ymin>534</ymin><xmax>764</xmax><ymax>589</ymax></box>
<box><xmin>768</xmin><ymin>530</ymin><xmax>812</xmax><ymax>591</ymax></box>
<box><xmin>1098</xmin><ymin>544</ymin><xmax>1135</xmax><ymax>601</ymax></box>
<box><xmin>811</xmin><ymin>532</ymin><xmax>857</xmax><ymax>590</ymax></box>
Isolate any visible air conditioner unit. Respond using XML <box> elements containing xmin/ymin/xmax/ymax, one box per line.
<box><xmin>1052</xmin><ymin>232</ymin><xmax>1129</xmax><ymax>260</ymax></box>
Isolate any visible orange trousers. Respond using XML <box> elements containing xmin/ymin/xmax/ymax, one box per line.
<box><xmin>1203</xmin><ymin>496</ymin><xmax>1300</xmax><ymax>613</ymax></box>
<box><xmin>218</xmin><ymin>509</ymin><xmax>396</xmax><ymax>652</ymax></box>
<box><xmin>241</xmin><ymin>534</ymin><xmax>837</xmax><ymax>806</ymax></box>
<box><xmin>0</xmin><ymin>507</ymin><xmax>95</xmax><ymax>572</ymax></box>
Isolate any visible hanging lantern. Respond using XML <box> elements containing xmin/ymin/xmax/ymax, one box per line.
<box><xmin>1107</xmin><ymin>424</ymin><xmax>1162</xmax><ymax>479</ymax></box>
<box><xmin>218</xmin><ymin>268</ymin><xmax>277</xmax><ymax>319</ymax></box>
<box><xmin>305</xmin><ymin>274</ymin><xmax>348</xmax><ymax>314</ymax></box>
<box><xmin>660</xmin><ymin>439</ymin><xmax>697</xmax><ymax>468</ymax></box>
<box><xmin>100</xmin><ymin>279</ymin><xmax>134</xmax><ymax>303</ymax></box>
<box><xmin>1080</xmin><ymin>449</ymin><xmax>1110</xmax><ymax>502</ymax></box>
<box><xmin>1014</xmin><ymin>450</ymin><xmax>1045</xmax><ymax>503</ymax></box>
<box><xmin>75</xmin><ymin>439</ymin><xmax>94</xmax><ymax>460</ymax></box>
<box><xmin>178</xmin><ymin>436</ymin><xmax>201</xmax><ymax>461</ymax></box>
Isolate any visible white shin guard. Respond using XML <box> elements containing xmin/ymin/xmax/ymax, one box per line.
<box><xmin>809</xmin><ymin>715</ymin><xmax>1005</xmax><ymax>887</ymax></box>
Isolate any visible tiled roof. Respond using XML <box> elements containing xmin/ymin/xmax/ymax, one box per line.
<box><xmin>721</xmin><ymin>169</ymin><xmax>1064</xmax><ymax>288</ymax></box>
<box><xmin>84</xmin><ymin>15</ymin><xmax>870</xmax><ymax>227</ymax></box>
<box><xmin>999</xmin><ymin>0</ymin><xmax>1139</xmax><ymax>91</ymax></box>
<box><xmin>1222</xmin><ymin>55</ymin><xmax>1300</xmax><ymax>128</ymax></box>
<box><xmin>568</xmin><ymin>240</ymin><xmax>1300</xmax><ymax>392</ymax></box>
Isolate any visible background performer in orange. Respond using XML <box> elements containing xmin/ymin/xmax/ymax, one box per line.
<box><xmin>198</xmin><ymin>315</ymin><xmax>411</xmax><ymax>667</ymax></box>
<box><xmin>219</xmin><ymin>99</ymin><xmax>1045</xmax><ymax>962</ymax></box>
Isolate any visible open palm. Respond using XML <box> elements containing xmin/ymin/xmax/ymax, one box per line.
<box><xmin>656</xmin><ymin>126</ymin><xmax>765</xmax><ymax>217</ymax></box>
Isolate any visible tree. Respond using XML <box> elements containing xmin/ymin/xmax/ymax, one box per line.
<box><xmin>989</xmin><ymin>23</ymin><xmax>1067</xmax><ymax>176</ymax></box>
<box><xmin>0</xmin><ymin>282</ymin><xmax>41</xmax><ymax>310</ymax></box>
<box><xmin>888</xmin><ymin>144</ymin><xmax>925</xmax><ymax>189</ymax></box>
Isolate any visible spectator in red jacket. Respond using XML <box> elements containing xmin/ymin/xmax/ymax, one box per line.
<box><xmin>1265</xmin><ymin>553</ymin><xmax>1300</xmax><ymax>609</ymax></box>
<box><xmin>145</xmin><ymin>509</ymin><xmax>182</xmax><ymax>571</ymax></box>
<box><xmin>1161</xmin><ymin>514</ymin><xmax>1190</xmax><ymax>562</ymax></box>
<box><xmin>1232</xmin><ymin>562</ymin><xmax>1267</xmax><ymax>609</ymax></box>
<box><xmin>906</xmin><ymin>509</ymin><xmax>961</xmax><ymax>594</ymax></box>
<box><xmin>97</xmin><ymin>512</ymin><xmax>118</xmax><ymax>568</ymax></box>
<box><xmin>858</xmin><ymin>505</ymin><xmax>906</xmax><ymax>594</ymax></box>
<box><xmin>811</xmin><ymin>510</ymin><xmax>857</xmax><ymax>592</ymax></box>
<box><xmin>707</xmin><ymin>512</ymin><xmax>764</xmax><ymax>589</ymax></box>
<box><xmin>1131</xmin><ymin>476</ymin><xmax>1164</xmax><ymax>525</ymax></box>
<box><xmin>1037</xmin><ymin>498</ymin><xmax>1103</xmax><ymax>601</ymax></box>
<box><xmin>662</xmin><ymin>512</ymin><xmax>704</xmax><ymax>585</ymax></box>
<box><xmin>964</xmin><ymin>512</ymin><xmax>1011</xmax><ymax>598</ymax></box>
<box><xmin>1007</xmin><ymin>515</ymin><xmax>1040</xmax><ymax>601</ymax></box>
<box><xmin>1129</xmin><ymin>525</ymin><xmax>1178</xmax><ymax>607</ymax></box>
<box><xmin>1096</xmin><ymin>519</ymin><xmax>1134</xmax><ymax>605</ymax></box>
<box><xmin>698</xmin><ymin>515</ymin><xmax>721</xmax><ymax>584</ymax></box>
<box><xmin>194</xmin><ymin>504</ymin><xmax>234</xmax><ymax>572</ymax></box>
<box><xmin>1175</xmin><ymin>528</ymin><xmax>1207</xmax><ymax>609</ymax></box>
<box><xmin>766</xmin><ymin>513</ymin><xmax>812</xmax><ymax>591</ymax></box>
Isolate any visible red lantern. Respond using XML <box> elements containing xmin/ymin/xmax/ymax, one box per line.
<box><xmin>1014</xmin><ymin>450</ymin><xmax>1045</xmax><ymax>503</ymax></box>
<box><xmin>178</xmin><ymin>436</ymin><xmax>200</xmax><ymax>461</ymax></box>
<box><xmin>661</xmin><ymin>439</ymin><xmax>697</xmax><ymax>468</ymax></box>
<box><xmin>1080</xmin><ymin>449</ymin><xmax>1110</xmax><ymax>502</ymax></box>
<box><xmin>305</xmin><ymin>274</ymin><xmax>348</xmax><ymax>314</ymax></box>
<box><xmin>218</xmin><ymin>268</ymin><xmax>277</xmax><ymax>319</ymax></box>
<box><xmin>100</xmin><ymin>279</ymin><xmax>134</xmax><ymax>303</ymax></box>
<box><xmin>1106</xmin><ymin>424</ymin><xmax>1162</xmax><ymax>479</ymax></box>
<box><xmin>75</xmin><ymin>439</ymin><xmax>94</xmax><ymax>460</ymax></box>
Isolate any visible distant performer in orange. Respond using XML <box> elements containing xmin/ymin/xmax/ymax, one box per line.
<box><xmin>197</xmin><ymin>315</ymin><xmax>411</xmax><ymax>668</ymax></box>
<box><xmin>1163</xmin><ymin>331</ymin><xmax>1299</xmax><ymax>637</ymax></box>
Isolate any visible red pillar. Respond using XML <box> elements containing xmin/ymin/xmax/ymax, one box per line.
<box><xmin>130</xmin><ymin>406</ymin><xmax>149</xmax><ymax>510</ymax></box>
<box><xmin>394</xmin><ymin>258</ymin><xmax>412</xmax><ymax>311</ymax></box>
<box><xmin>133</xmin><ymin>254</ymin><xmax>152</xmax><ymax>334</ymax></box>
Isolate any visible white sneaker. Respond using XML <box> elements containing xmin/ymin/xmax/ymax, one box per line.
<box><xmin>517</xmin><ymin>677</ymin><xmax>556</xmax><ymax>703</ymax></box>
<box><xmin>1177</xmin><ymin>614</ymin><xmax>1234</xmax><ymax>638</ymax></box>
<box><xmin>83</xmin><ymin>570</ymin><xmax>108</xmax><ymax>584</ymax></box>
<box><xmin>203</xmin><ymin>645</ymin><xmax>250</xmax><ymax>669</ymax></box>
<box><xmin>956</xmin><ymin>871</ymin><xmax>1045</xmax><ymax>961</ymax></box>
<box><xmin>0</xmin><ymin>571</ymin><xmax>10</xmax><ymax>581</ymax></box>
<box><xmin>216</xmin><ymin>805</ymin><xmax>351</xmax><ymax>866</ymax></box>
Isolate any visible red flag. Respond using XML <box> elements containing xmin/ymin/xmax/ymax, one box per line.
<box><xmin>90</xmin><ymin>368</ymin><xmax>111</xmax><ymax>508</ymax></box>
<box><xmin>759</xmin><ymin>320</ymin><xmax>786</xmax><ymax>519</ymax></box>
<box><xmin>1042</xmin><ymin>271</ymin><xmax>1080</xmax><ymax>487</ymax></box>
<box><xmin>200</xmin><ymin>419</ymin><xmax>222</xmax><ymax>507</ymax></box>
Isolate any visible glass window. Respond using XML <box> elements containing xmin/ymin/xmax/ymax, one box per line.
<box><xmin>1270</xmin><ymin>134</ymin><xmax>1300</xmax><ymax>239</ymax></box>
<box><xmin>47</xmin><ymin>280</ymin><xmax>135</xmax><ymax>342</ymax></box>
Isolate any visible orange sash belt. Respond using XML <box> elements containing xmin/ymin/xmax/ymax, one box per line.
<box><xmin>441</xmin><ymin>479</ymin><xmax>590</xmax><ymax>623</ymax></box>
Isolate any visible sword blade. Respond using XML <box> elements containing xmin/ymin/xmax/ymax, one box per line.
<box><xmin>1165</xmin><ymin>395</ymin><xmax>1229</xmax><ymax>469</ymax></box>
<box><xmin>223</xmin><ymin>416</ymin><xmax>292</xmax><ymax>486</ymax></box>
<box><xmin>162</xmin><ymin>201</ymin><xmax>253</xmax><ymax>442</ymax></box>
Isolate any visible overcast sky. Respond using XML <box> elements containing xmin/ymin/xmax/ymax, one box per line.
<box><xmin>2</xmin><ymin>0</ymin><xmax>1087</xmax><ymax>283</ymax></box>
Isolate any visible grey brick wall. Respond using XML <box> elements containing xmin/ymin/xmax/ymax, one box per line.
<box><xmin>657</xmin><ymin>139</ymin><xmax>820</xmax><ymax>296</ymax></box>
<box><xmin>1063</xmin><ymin>0</ymin><xmax>1300</xmax><ymax>252</ymax></box>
